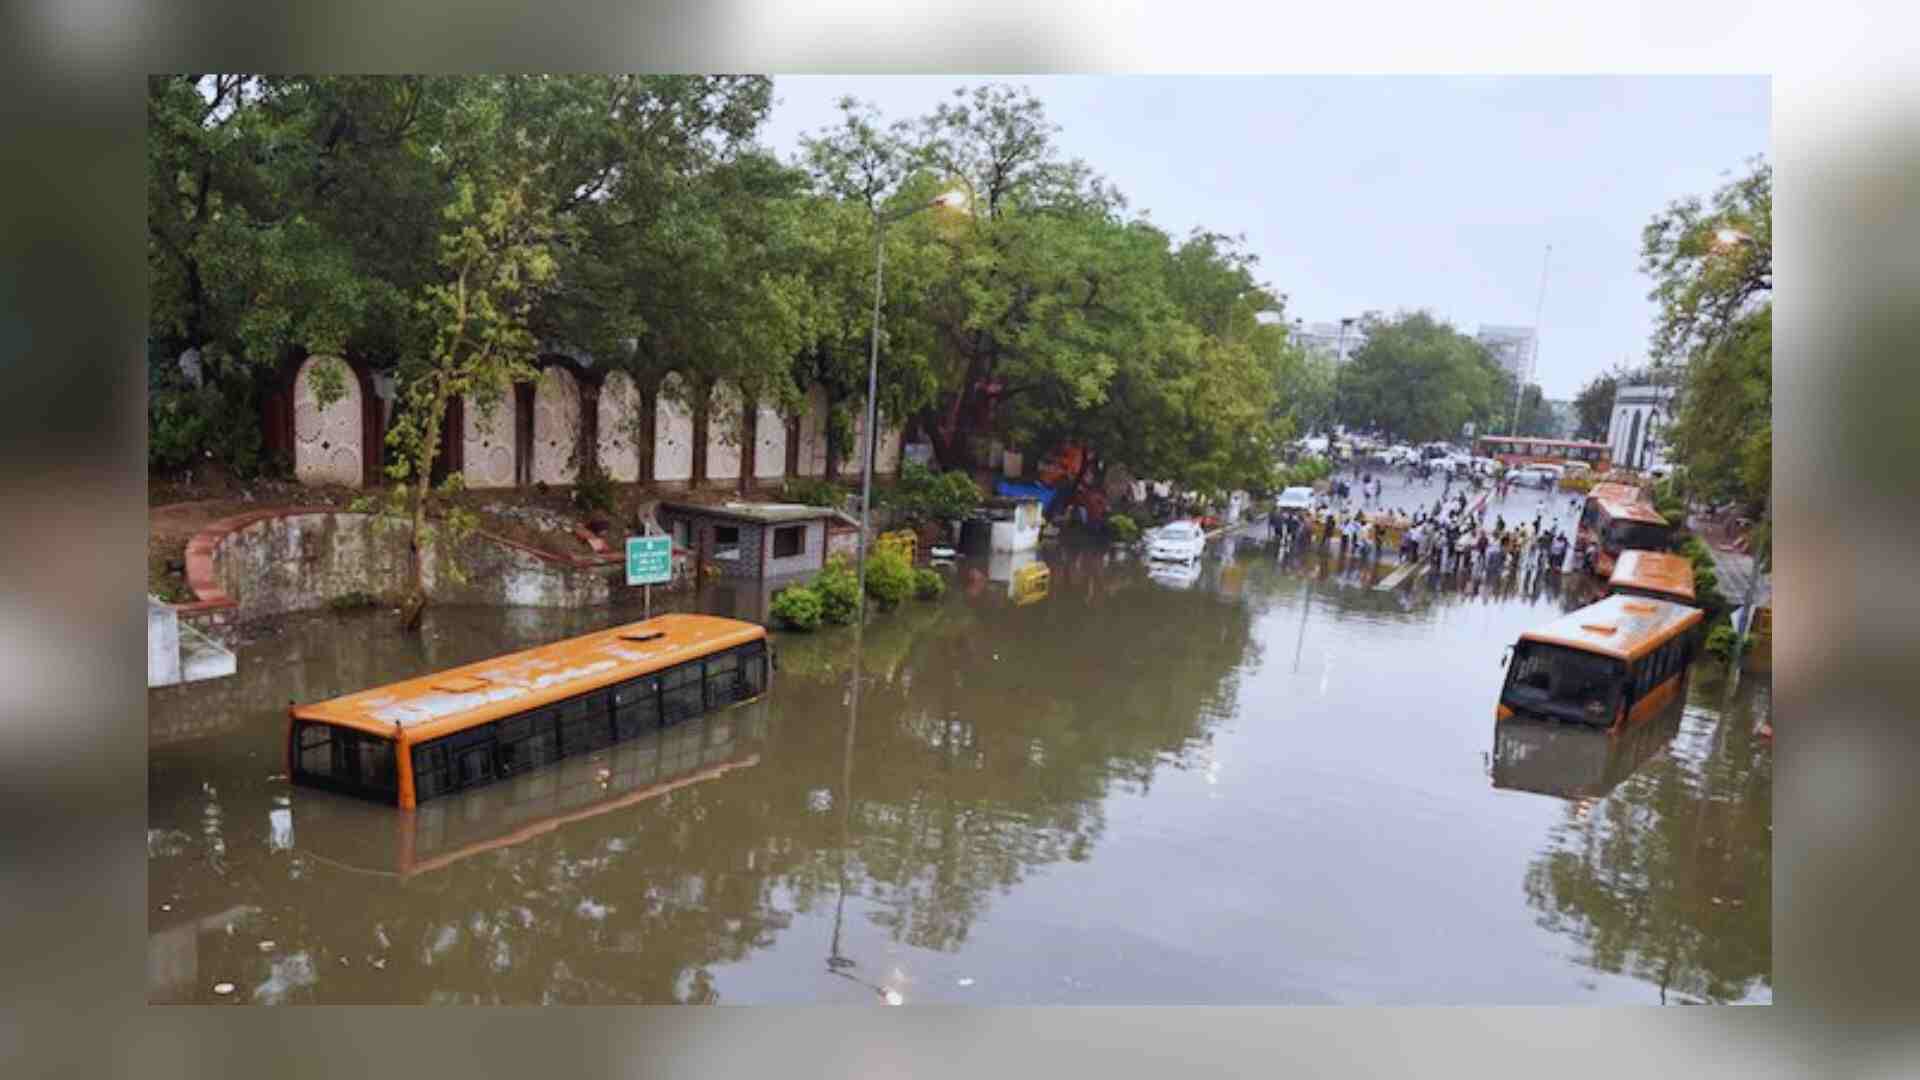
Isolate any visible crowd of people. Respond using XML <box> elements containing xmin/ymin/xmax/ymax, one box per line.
<box><xmin>1268</xmin><ymin>464</ymin><xmax>1590</xmax><ymax>582</ymax></box>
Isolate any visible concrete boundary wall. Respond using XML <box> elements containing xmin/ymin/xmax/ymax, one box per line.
<box><xmin>175</xmin><ymin>508</ymin><xmax>678</xmax><ymax>629</ymax></box>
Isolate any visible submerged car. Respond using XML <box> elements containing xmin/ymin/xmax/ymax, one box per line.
<box><xmin>1147</xmin><ymin>558</ymin><xmax>1203</xmax><ymax>589</ymax></box>
<box><xmin>1146</xmin><ymin>519</ymin><xmax>1207</xmax><ymax>563</ymax></box>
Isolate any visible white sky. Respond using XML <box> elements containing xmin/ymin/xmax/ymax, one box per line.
<box><xmin>752</xmin><ymin>75</ymin><xmax>1768</xmax><ymax>399</ymax></box>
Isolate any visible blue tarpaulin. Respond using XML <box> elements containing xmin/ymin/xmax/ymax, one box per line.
<box><xmin>994</xmin><ymin>479</ymin><xmax>1058</xmax><ymax>513</ymax></box>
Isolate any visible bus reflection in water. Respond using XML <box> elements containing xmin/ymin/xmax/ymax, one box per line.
<box><xmin>1490</xmin><ymin>684</ymin><xmax>1687</xmax><ymax>803</ymax></box>
<box><xmin>292</xmin><ymin>708</ymin><xmax>764</xmax><ymax>880</ymax></box>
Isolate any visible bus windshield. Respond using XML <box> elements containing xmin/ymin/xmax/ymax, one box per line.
<box><xmin>1606</xmin><ymin>520</ymin><xmax>1672</xmax><ymax>551</ymax></box>
<box><xmin>1502</xmin><ymin>642</ymin><xmax>1625</xmax><ymax>726</ymax></box>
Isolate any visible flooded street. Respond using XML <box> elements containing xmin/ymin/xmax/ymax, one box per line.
<box><xmin>149</xmin><ymin>493</ymin><xmax>1770</xmax><ymax>1005</ymax></box>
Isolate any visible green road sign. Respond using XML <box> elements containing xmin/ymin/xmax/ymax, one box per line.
<box><xmin>626</xmin><ymin>535</ymin><xmax>673</xmax><ymax>586</ymax></box>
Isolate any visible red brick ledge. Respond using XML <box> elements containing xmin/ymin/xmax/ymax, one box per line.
<box><xmin>173</xmin><ymin>506</ymin><xmax>625</xmax><ymax>617</ymax></box>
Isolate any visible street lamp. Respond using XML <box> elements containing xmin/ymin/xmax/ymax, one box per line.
<box><xmin>857</xmin><ymin>188</ymin><xmax>967</xmax><ymax>620</ymax></box>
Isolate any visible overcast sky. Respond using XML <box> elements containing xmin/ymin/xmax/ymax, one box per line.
<box><xmin>752</xmin><ymin>76</ymin><xmax>1768</xmax><ymax>400</ymax></box>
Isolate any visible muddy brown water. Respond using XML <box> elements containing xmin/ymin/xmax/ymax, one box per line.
<box><xmin>149</xmin><ymin>523</ymin><xmax>1770</xmax><ymax>1004</ymax></box>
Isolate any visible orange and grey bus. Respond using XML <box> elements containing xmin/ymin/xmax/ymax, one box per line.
<box><xmin>1606</xmin><ymin>549</ymin><xmax>1697</xmax><ymax>606</ymax></box>
<box><xmin>287</xmin><ymin>614</ymin><xmax>772</xmax><ymax>809</ymax></box>
<box><xmin>1578</xmin><ymin>495</ymin><xmax>1673</xmax><ymax>577</ymax></box>
<box><xmin>1497</xmin><ymin>593</ymin><xmax>1703</xmax><ymax>731</ymax></box>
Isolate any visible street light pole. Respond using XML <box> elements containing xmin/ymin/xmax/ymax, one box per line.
<box><xmin>1332</xmin><ymin>316</ymin><xmax>1355</xmax><ymax>438</ymax></box>
<box><xmin>1512</xmin><ymin>243</ymin><xmax>1551</xmax><ymax>437</ymax></box>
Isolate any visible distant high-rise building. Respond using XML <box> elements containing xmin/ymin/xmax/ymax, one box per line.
<box><xmin>1289</xmin><ymin>320</ymin><xmax>1370</xmax><ymax>365</ymax></box>
<box><xmin>1476</xmin><ymin>325</ymin><xmax>1537</xmax><ymax>384</ymax></box>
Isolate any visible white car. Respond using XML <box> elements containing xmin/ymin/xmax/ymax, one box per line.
<box><xmin>1510</xmin><ymin>466</ymin><xmax>1556</xmax><ymax>489</ymax></box>
<box><xmin>1148</xmin><ymin>559</ymin><xmax>1203</xmax><ymax>589</ymax></box>
<box><xmin>1275</xmin><ymin>486</ymin><xmax>1316</xmax><ymax>512</ymax></box>
<box><xmin>1146</xmin><ymin>520</ymin><xmax>1207</xmax><ymax>563</ymax></box>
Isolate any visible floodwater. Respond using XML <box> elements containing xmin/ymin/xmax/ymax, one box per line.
<box><xmin>148</xmin><ymin>505</ymin><xmax>1771</xmax><ymax>1005</ymax></box>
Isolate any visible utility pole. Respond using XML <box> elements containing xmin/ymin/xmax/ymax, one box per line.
<box><xmin>1512</xmin><ymin>243</ymin><xmax>1551</xmax><ymax>436</ymax></box>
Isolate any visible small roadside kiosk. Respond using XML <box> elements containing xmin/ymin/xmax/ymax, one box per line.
<box><xmin>654</xmin><ymin>502</ymin><xmax>860</xmax><ymax>583</ymax></box>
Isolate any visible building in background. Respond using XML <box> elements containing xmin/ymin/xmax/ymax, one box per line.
<box><xmin>1546</xmin><ymin>399</ymin><xmax>1576</xmax><ymax>439</ymax></box>
<box><xmin>1607</xmin><ymin>383</ymin><xmax>1679</xmax><ymax>473</ymax></box>
<box><xmin>1289</xmin><ymin>319</ymin><xmax>1372</xmax><ymax>365</ymax></box>
<box><xmin>1475</xmin><ymin>325</ymin><xmax>1538</xmax><ymax>385</ymax></box>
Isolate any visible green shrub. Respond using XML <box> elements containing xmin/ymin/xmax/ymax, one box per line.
<box><xmin>781</xmin><ymin>476</ymin><xmax>850</xmax><ymax>508</ymax></box>
<box><xmin>770</xmin><ymin>585</ymin><xmax>824</xmax><ymax>631</ymax></box>
<box><xmin>814</xmin><ymin>556</ymin><xmax>862</xmax><ymax>625</ymax></box>
<box><xmin>864</xmin><ymin>545</ymin><xmax>915</xmax><ymax>610</ymax></box>
<box><xmin>882</xmin><ymin>461</ymin><xmax>981</xmax><ymax>524</ymax></box>
<box><xmin>1704</xmin><ymin>622</ymin><xmax>1739</xmax><ymax>660</ymax></box>
<box><xmin>147</xmin><ymin>363</ymin><xmax>268</xmax><ymax>480</ymax></box>
<box><xmin>1107</xmin><ymin>512</ymin><xmax>1141</xmax><ymax>543</ymax></box>
<box><xmin>571</xmin><ymin>460</ymin><xmax>617</xmax><ymax>516</ymax></box>
<box><xmin>913</xmin><ymin>567</ymin><xmax>946</xmax><ymax>600</ymax></box>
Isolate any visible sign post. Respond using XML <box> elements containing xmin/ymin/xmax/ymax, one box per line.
<box><xmin>626</xmin><ymin>529</ymin><xmax>673</xmax><ymax>620</ymax></box>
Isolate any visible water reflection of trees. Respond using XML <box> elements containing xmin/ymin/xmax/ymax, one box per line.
<box><xmin>771</xmin><ymin>552</ymin><xmax>1260</xmax><ymax>954</ymax></box>
<box><xmin>149</xmin><ymin>556</ymin><xmax>1262</xmax><ymax>1003</ymax></box>
<box><xmin>1521</xmin><ymin>673</ymin><xmax>1772</xmax><ymax>1003</ymax></box>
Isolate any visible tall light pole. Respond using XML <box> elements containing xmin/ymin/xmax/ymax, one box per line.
<box><xmin>857</xmin><ymin>189</ymin><xmax>966</xmax><ymax>621</ymax></box>
<box><xmin>1511</xmin><ymin>243</ymin><xmax>1552</xmax><ymax>437</ymax></box>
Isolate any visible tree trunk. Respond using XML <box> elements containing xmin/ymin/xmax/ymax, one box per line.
<box><xmin>401</xmin><ymin>380</ymin><xmax>449</xmax><ymax>634</ymax></box>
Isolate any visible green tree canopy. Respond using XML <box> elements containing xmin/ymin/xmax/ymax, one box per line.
<box><xmin>1334</xmin><ymin>310</ymin><xmax>1506</xmax><ymax>443</ymax></box>
<box><xmin>1640</xmin><ymin>157</ymin><xmax>1770</xmax><ymax>513</ymax></box>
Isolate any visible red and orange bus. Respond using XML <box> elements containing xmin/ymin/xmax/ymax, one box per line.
<box><xmin>1497</xmin><ymin>593</ymin><xmax>1703</xmax><ymax>731</ymax></box>
<box><xmin>287</xmin><ymin>614</ymin><xmax>772</xmax><ymax>809</ymax></box>
<box><xmin>1474</xmin><ymin>435</ymin><xmax>1612</xmax><ymax>472</ymax></box>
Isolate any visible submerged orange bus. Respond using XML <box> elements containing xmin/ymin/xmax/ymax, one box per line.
<box><xmin>1607</xmin><ymin>549</ymin><xmax>1697</xmax><ymax>606</ymax></box>
<box><xmin>1497</xmin><ymin>593</ymin><xmax>1703</xmax><ymax>731</ymax></box>
<box><xmin>287</xmin><ymin>614</ymin><xmax>772</xmax><ymax>809</ymax></box>
<box><xmin>294</xmin><ymin>712</ymin><xmax>762</xmax><ymax>878</ymax></box>
<box><xmin>1578</xmin><ymin>495</ymin><xmax>1672</xmax><ymax>577</ymax></box>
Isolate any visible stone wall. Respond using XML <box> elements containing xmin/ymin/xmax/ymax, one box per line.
<box><xmin>206</xmin><ymin>512</ymin><xmax>625</xmax><ymax>622</ymax></box>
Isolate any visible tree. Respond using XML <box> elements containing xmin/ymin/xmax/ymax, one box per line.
<box><xmin>384</xmin><ymin>117</ymin><xmax>565</xmax><ymax>630</ymax></box>
<box><xmin>1572</xmin><ymin>371</ymin><xmax>1619</xmax><ymax>441</ymax></box>
<box><xmin>1640</xmin><ymin>157</ymin><xmax>1771</xmax><ymax>513</ymax></box>
<box><xmin>1335</xmin><ymin>311</ymin><xmax>1505</xmax><ymax>443</ymax></box>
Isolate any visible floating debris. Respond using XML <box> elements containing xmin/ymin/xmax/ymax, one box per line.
<box><xmin>212</xmin><ymin>982</ymin><xmax>235</xmax><ymax>996</ymax></box>
<box><xmin>257</xmin><ymin>940</ymin><xmax>276</xmax><ymax>951</ymax></box>
<box><xmin>957</xmin><ymin>977</ymin><xmax>974</xmax><ymax>987</ymax></box>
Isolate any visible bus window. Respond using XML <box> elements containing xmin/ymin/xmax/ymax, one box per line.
<box><xmin>704</xmin><ymin>645</ymin><xmax>767</xmax><ymax>711</ymax></box>
<box><xmin>1503</xmin><ymin>643</ymin><xmax>1624</xmax><ymax>726</ymax></box>
<box><xmin>1607</xmin><ymin>520</ymin><xmax>1672</xmax><ymax>551</ymax></box>
<box><xmin>497</xmin><ymin>711</ymin><xmax>559</xmax><ymax>776</ymax></box>
<box><xmin>558</xmin><ymin>691</ymin><xmax>614</xmax><ymax>756</ymax></box>
<box><xmin>413</xmin><ymin>742</ymin><xmax>452</xmax><ymax>802</ymax></box>
<box><xmin>294</xmin><ymin>721</ymin><xmax>398</xmax><ymax>799</ymax></box>
<box><xmin>661</xmin><ymin>662</ymin><xmax>705</xmax><ymax>725</ymax></box>
<box><xmin>613</xmin><ymin>675</ymin><xmax>662</xmax><ymax>740</ymax></box>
